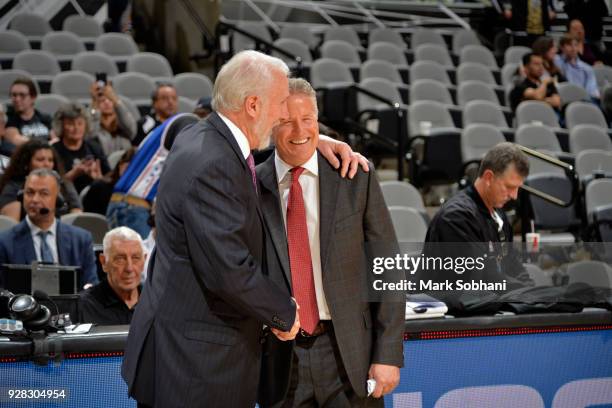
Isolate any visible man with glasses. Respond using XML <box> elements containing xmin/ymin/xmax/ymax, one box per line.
<box><xmin>425</xmin><ymin>143</ymin><xmax>534</xmax><ymax>288</ymax></box>
<box><xmin>4</xmin><ymin>78</ymin><xmax>54</xmax><ymax>152</ymax></box>
<box><xmin>78</xmin><ymin>226</ymin><xmax>145</xmax><ymax>325</ymax></box>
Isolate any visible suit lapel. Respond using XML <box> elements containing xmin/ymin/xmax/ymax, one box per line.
<box><xmin>207</xmin><ymin>112</ymin><xmax>264</xmax><ymax>220</ymax></box>
<box><xmin>15</xmin><ymin>221</ymin><xmax>36</xmax><ymax>263</ymax></box>
<box><xmin>56</xmin><ymin>222</ymin><xmax>72</xmax><ymax>265</ymax></box>
<box><xmin>258</xmin><ymin>155</ymin><xmax>292</xmax><ymax>290</ymax></box>
<box><xmin>317</xmin><ymin>154</ymin><xmax>340</xmax><ymax>272</ymax></box>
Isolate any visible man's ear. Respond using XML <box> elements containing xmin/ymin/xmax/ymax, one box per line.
<box><xmin>244</xmin><ymin>95</ymin><xmax>260</xmax><ymax>119</ymax></box>
<box><xmin>482</xmin><ymin>169</ymin><xmax>495</xmax><ymax>183</ymax></box>
<box><xmin>99</xmin><ymin>253</ymin><xmax>109</xmax><ymax>274</ymax></box>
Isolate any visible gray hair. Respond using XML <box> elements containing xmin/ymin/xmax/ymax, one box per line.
<box><xmin>211</xmin><ymin>50</ymin><xmax>289</xmax><ymax>113</ymax></box>
<box><xmin>26</xmin><ymin>168</ymin><xmax>61</xmax><ymax>188</ymax></box>
<box><xmin>52</xmin><ymin>102</ymin><xmax>91</xmax><ymax>139</ymax></box>
<box><xmin>102</xmin><ymin>226</ymin><xmax>144</xmax><ymax>258</ymax></box>
<box><xmin>478</xmin><ymin>142</ymin><xmax>529</xmax><ymax>178</ymax></box>
<box><xmin>288</xmin><ymin>78</ymin><xmax>318</xmax><ymax>115</ymax></box>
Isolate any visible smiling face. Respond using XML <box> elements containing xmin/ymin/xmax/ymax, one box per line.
<box><xmin>273</xmin><ymin>93</ymin><xmax>319</xmax><ymax>167</ymax></box>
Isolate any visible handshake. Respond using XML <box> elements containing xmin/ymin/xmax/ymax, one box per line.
<box><xmin>271</xmin><ymin>299</ymin><xmax>301</xmax><ymax>341</ymax></box>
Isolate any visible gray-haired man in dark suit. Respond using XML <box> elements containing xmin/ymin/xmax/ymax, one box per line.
<box><xmin>122</xmin><ymin>50</ymin><xmax>371</xmax><ymax>408</ymax></box>
<box><xmin>257</xmin><ymin>78</ymin><xmax>405</xmax><ymax>407</ymax></box>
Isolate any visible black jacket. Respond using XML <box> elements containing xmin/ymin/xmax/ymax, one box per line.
<box><xmin>425</xmin><ymin>185</ymin><xmax>532</xmax><ymax>286</ymax></box>
<box><xmin>504</xmin><ymin>0</ymin><xmax>555</xmax><ymax>33</ymax></box>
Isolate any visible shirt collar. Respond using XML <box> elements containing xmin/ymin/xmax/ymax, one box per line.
<box><xmin>96</xmin><ymin>279</ymin><xmax>142</xmax><ymax>308</ymax></box>
<box><xmin>274</xmin><ymin>149</ymin><xmax>319</xmax><ymax>185</ymax></box>
<box><xmin>26</xmin><ymin>216</ymin><xmax>57</xmax><ymax>237</ymax></box>
<box><xmin>560</xmin><ymin>54</ymin><xmax>581</xmax><ymax>67</ymax></box>
<box><xmin>217</xmin><ymin>112</ymin><xmax>251</xmax><ymax>160</ymax></box>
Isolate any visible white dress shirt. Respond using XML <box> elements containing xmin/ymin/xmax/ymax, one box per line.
<box><xmin>26</xmin><ymin>216</ymin><xmax>59</xmax><ymax>263</ymax></box>
<box><xmin>275</xmin><ymin>151</ymin><xmax>331</xmax><ymax>320</ymax></box>
<box><xmin>218</xmin><ymin>112</ymin><xmax>251</xmax><ymax>160</ymax></box>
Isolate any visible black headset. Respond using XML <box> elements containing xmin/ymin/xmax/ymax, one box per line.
<box><xmin>2</xmin><ymin>291</ymin><xmax>52</xmax><ymax>331</ymax></box>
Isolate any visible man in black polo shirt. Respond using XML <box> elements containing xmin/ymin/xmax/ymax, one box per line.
<box><xmin>78</xmin><ymin>226</ymin><xmax>145</xmax><ymax>325</ymax></box>
<box><xmin>425</xmin><ymin>143</ymin><xmax>534</xmax><ymax>287</ymax></box>
<box><xmin>509</xmin><ymin>52</ymin><xmax>562</xmax><ymax>112</ymax></box>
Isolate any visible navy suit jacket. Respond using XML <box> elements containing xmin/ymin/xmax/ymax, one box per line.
<box><xmin>0</xmin><ymin>219</ymin><xmax>99</xmax><ymax>290</ymax></box>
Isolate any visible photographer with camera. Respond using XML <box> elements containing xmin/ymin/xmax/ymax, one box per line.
<box><xmin>89</xmin><ymin>75</ymin><xmax>137</xmax><ymax>157</ymax></box>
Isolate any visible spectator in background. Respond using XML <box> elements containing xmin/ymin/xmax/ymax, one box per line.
<box><xmin>532</xmin><ymin>36</ymin><xmax>566</xmax><ymax>81</ymax></box>
<box><xmin>193</xmin><ymin>96</ymin><xmax>212</xmax><ymax>119</ymax></box>
<box><xmin>133</xmin><ymin>82</ymin><xmax>178</xmax><ymax>146</ymax></box>
<box><xmin>78</xmin><ymin>226</ymin><xmax>144</xmax><ymax>325</ymax></box>
<box><xmin>105</xmin><ymin>0</ymin><xmax>132</xmax><ymax>33</ymax></box>
<box><xmin>555</xmin><ymin>34</ymin><xmax>600</xmax><ymax>101</ymax></box>
<box><xmin>0</xmin><ymin>139</ymin><xmax>82</xmax><ymax>221</ymax></box>
<box><xmin>0</xmin><ymin>168</ymin><xmax>98</xmax><ymax>289</ymax></box>
<box><xmin>510</xmin><ymin>52</ymin><xmax>561</xmax><ymax>112</ymax></box>
<box><xmin>565</xmin><ymin>0</ymin><xmax>608</xmax><ymax>45</ymax></box>
<box><xmin>4</xmin><ymin>78</ymin><xmax>54</xmax><ymax>153</ymax></box>
<box><xmin>107</xmin><ymin>114</ymin><xmax>198</xmax><ymax>239</ymax></box>
<box><xmin>141</xmin><ymin>198</ymin><xmax>155</xmax><ymax>281</ymax></box>
<box><xmin>0</xmin><ymin>105</ymin><xmax>6</xmax><ymax>157</ymax></box>
<box><xmin>503</xmin><ymin>0</ymin><xmax>556</xmax><ymax>46</ymax></box>
<box><xmin>52</xmin><ymin>103</ymin><xmax>110</xmax><ymax>193</ymax></box>
<box><xmin>568</xmin><ymin>19</ymin><xmax>604</xmax><ymax>66</ymax></box>
<box><xmin>89</xmin><ymin>80</ymin><xmax>137</xmax><ymax>156</ymax></box>
<box><xmin>82</xmin><ymin>147</ymin><xmax>135</xmax><ymax>215</ymax></box>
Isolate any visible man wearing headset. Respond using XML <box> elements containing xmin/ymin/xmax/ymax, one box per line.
<box><xmin>0</xmin><ymin>168</ymin><xmax>98</xmax><ymax>290</ymax></box>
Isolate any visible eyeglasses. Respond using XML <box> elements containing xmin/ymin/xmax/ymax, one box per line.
<box><xmin>10</xmin><ymin>92</ymin><xmax>30</xmax><ymax>99</ymax></box>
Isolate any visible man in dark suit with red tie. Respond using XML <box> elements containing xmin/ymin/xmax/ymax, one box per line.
<box><xmin>121</xmin><ymin>51</ymin><xmax>300</xmax><ymax>408</ymax></box>
<box><xmin>257</xmin><ymin>78</ymin><xmax>405</xmax><ymax>407</ymax></box>
<box><xmin>122</xmin><ymin>51</ymin><xmax>370</xmax><ymax>408</ymax></box>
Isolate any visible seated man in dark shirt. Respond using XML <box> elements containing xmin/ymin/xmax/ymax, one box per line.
<box><xmin>78</xmin><ymin>226</ymin><xmax>145</xmax><ymax>325</ymax></box>
<box><xmin>509</xmin><ymin>52</ymin><xmax>562</xmax><ymax>112</ymax></box>
<box><xmin>133</xmin><ymin>82</ymin><xmax>178</xmax><ymax>146</ymax></box>
<box><xmin>425</xmin><ymin>142</ymin><xmax>534</xmax><ymax>288</ymax></box>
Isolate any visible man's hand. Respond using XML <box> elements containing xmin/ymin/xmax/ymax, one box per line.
<box><xmin>368</xmin><ymin>364</ymin><xmax>400</xmax><ymax>398</ymax></box>
<box><xmin>83</xmin><ymin>159</ymin><xmax>103</xmax><ymax>180</ymax></box>
<box><xmin>317</xmin><ymin>135</ymin><xmax>369</xmax><ymax>179</ymax></box>
<box><xmin>271</xmin><ymin>302</ymin><xmax>300</xmax><ymax>341</ymax></box>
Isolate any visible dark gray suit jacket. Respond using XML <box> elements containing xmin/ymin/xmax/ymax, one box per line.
<box><xmin>121</xmin><ymin>112</ymin><xmax>296</xmax><ymax>408</ymax></box>
<box><xmin>257</xmin><ymin>152</ymin><xmax>405</xmax><ymax>406</ymax></box>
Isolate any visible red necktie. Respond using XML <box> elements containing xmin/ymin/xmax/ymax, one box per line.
<box><xmin>286</xmin><ymin>167</ymin><xmax>319</xmax><ymax>334</ymax></box>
